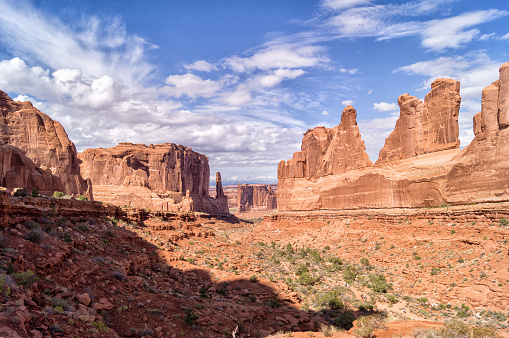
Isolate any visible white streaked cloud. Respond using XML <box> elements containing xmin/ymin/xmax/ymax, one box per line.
<box><xmin>342</xmin><ymin>99</ymin><xmax>355</xmax><ymax>105</ymax></box>
<box><xmin>184</xmin><ymin>60</ymin><xmax>216</xmax><ymax>72</ymax></box>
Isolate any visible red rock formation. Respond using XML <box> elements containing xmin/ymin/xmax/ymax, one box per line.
<box><xmin>377</xmin><ymin>79</ymin><xmax>461</xmax><ymax>163</ymax></box>
<box><xmin>79</xmin><ymin>143</ymin><xmax>228</xmax><ymax>213</ymax></box>
<box><xmin>446</xmin><ymin>61</ymin><xmax>509</xmax><ymax>204</ymax></box>
<box><xmin>238</xmin><ymin>184</ymin><xmax>277</xmax><ymax>212</ymax></box>
<box><xmin>278</xmin><ymin>105</ymin><xmax>372</xmax><ymax>180</ymax></box>
<box><xmin>216</xmin><ymin>172</ymin><xmax>225</xmax><ymax>198</ymax></box>
<box><xmin>0</xmin><ymin>144</ymin><xmax>60</xmax><ymax>194</ymax></box>
<box><xmin>0</xmin><ymin>91</ymin><xmax>91</xmax><ymax>198</ymax></box>
<box><xmin>278</xmin><ymin>62</ymin><xmax>509</xmax><ymax>211</ymax></box>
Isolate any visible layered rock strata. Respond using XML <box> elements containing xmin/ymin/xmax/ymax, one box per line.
<box><xmin>278</xmin><ymin>61</ymin><xmax>509</xmax><ymax>210</ymax></box>
<box><xmin>238</xmin><ymin>184</ymin><xmax>277</xmax><ymax>212</ymax></box>
<box><xmin>79</xmin><ymin>143</ymin><xmax>228</xmax><ymax>213</ymax></box>
<box><xmin>0</xmin><ymin>91</ymin><xmax>91</xmax><ymax>198</ymax></box>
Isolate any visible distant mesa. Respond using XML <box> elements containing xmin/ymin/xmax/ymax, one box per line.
<box><xmin>0</xmin><ymin>90</ymin><xmax>91</xmax><ymax>199</ymax></box>
<box><xmin>78</xmin><ymin>142</ymin><xmax>228</xmax><ymax>213</ymax></box>
<box><xmin>278</xmin><ymin>60</ymin><xmax>509</xmax><ymax>211</ymax></box>
<box><xmin>237</xmin><ymin>183</ymin><xmax>277</xmax><ymax>212</ymax></box>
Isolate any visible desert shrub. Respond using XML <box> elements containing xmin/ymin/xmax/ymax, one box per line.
<box><xmin>335</xmin><ymin>311</ymin><xmax>355</xmax><ymax>330</ymax></box>
<box><xmin>52</xmin><ymin>191</ymin><xmax>65</xmax><ymax>198</ymax></box>
<box><xmin>23</xmin><ymin>220</ymin><xmax>40</xmax><ymax>230</ymax></box>
<box><xmin>250</xmin><ymin>275</ymin><xmax>258</xmax><ymax>283</ymax></box>
<box><xmin>268</xmin><ymin>298</ymin><xmax>281</xmax><ymax>308</ymax></box>
<box><xmin>295</xmin><ymin>263</ymin><xmax>309</xmax><ymax>276</ymax></box>
<box><xmin>0</xmin><ymin>275</ymin><xmax>11</xmax><ymax>298</ymax></box>
<box><xmin>78</xmin><ymin>195</ymin><xmax>88</xmax><ymax>201</ymax></box>
<box><xmin>26</xmin><ymin>229</ymin><xmax>44</xmax><ymax>243</ymax></box>
<box><xmin>13</xmin><ymin>188</ymin><xmax>27</xmax><ymax>197</ymax></box>
<box><xmin>499</xmin><ymin>218</ymin><xmax>509</xmax><ymax>227</ymax></box>
<box><xmin>316</xmin><ymin>289</ymin><xmax>344</xmax><ymax>310</ymax></box>
<box><xmin>412</xmin><ymin>320</ymin><xmax>499</xmax><ymax>338</ymax></box>
<box><xmin>386</xmin><ymin>294</ymin><xmax>398</xmax><ymax>304</ymax></box>
<box><xmin>31</xmin><ymin>187</ymin><xmax>39</xmax><ymax>197</ymax></box>
<box><xmin>184</xmin><ymin>308</ymin><xmax>199</xmax><ymax>326</ymax></box>
<box><xmin>353</xmin><ymin>315</ymin><xmax>385</xmax><ymax>338</ymax></box>
<box><xmin>360</xmin><ymin>257</ymin><xmax>370</xmax><ymax>266</ymax></box>
<box><xmin>13</xmin><ymin>270</ymin><xmax>38</xmax><ymax>287</ymax></box>
<box><xmin>297</xmin><ymin>272</ymin><xmax>320</xmax><ymax>286</ymax></box>
<box><xmin>342</xmin><ymin>264</ymin><xmax>358</xmax><ymax>284</ymax></box>
<box><xmin>367</xmin><ymin>273</ymin><xmax>392</xmax><ymax>293</ymax></box>
<box><xmin>76</xmin><ymin>223</ymin><xmax>89</xmax><ymax>232</ymax></box>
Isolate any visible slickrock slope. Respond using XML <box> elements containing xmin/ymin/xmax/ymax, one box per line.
<box><xmin>0</xmin><ymin>91</ymin><xmax>91</xmax><ymax>198</ymax></box>
<box><xmin>238</xmin><ymin>184</ymin><xmax>277</xmax><ymax>212</ymax></box>
<box><xmin>79</xmin><ymin>143</ymin><xmax>228</xmax><ymax>213</ymax></box>
<box><xmin>278</xmin><ymin>61</ymin><xmax>509</xmax><ymax>211</ymax></box>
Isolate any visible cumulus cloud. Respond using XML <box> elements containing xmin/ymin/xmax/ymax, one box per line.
<box><xmin>184</xmin><ymin>60</ymin><xmax>216</xmax><ymax>72</ymax></box>
<box><xmin>164</xmin><ymin>73</ymin><xmax>223</xmax><ymax>99</ymax></box>
<box><xmin>373</xmin><ymin>102</ymin><xmax>398</xmax><ymax>111</ymax></box>
<box><xmin>0</xmin><ymin>0</ymin><xmax>156</xmax><ymax>85</ymax></box>
<box><xmin>342</xmin><ymin>100</ymin><xmax>355</xmax><ymax>105</ymax></box>
<box><xmin>322</xmin><ymin>110</ymin><xmax>329</xmax><ymax>115</ymax></box>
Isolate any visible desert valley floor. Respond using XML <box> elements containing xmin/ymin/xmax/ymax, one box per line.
<box><xmin>1</xmin><ymin>195</ymin><xmax>509</xmax><ymax>337</ymax></box>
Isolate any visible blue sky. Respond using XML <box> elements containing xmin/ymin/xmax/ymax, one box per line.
<box><xmin>0</xmin><ymin>0</ymin><xmax>507</xmax><ymax>184</ymax></box>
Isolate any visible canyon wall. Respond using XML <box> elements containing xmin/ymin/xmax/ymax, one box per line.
<box><xmin>238</xmin><ymin>184</ymin><xmax>277</xmax><ymax>212</ymax></box>
<box><xmin>278</xmin><ymin>61</ymin><xmax>509</xmax><ymax>211</ymax></box>
<box><xmin>79</xmin><ymin>143</ymin><xmax>228</xmax><ymax>213</ymax></box>
<box><xmin>0</xmin><ymin>91</ymin><xmax>91</xmax><ymax>198</ymax></box>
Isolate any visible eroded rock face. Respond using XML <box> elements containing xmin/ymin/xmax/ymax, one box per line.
<box><xmin>0</xmin><ymin>91</ymin><xmax>90</xmax><ymax>198</ymax></box>
<box><xmin>238</xmin><ymin>184</ymin><xmax>277</xmax><ymax>212</ymax></box>
<box><xmin>278</xmin><ymin>106</ymin><xmax>372</xmax><ymax>180</ymax></box>
<box><xmin>0</xmin><ymin>144</ymin><xmax>61</xmax><ymax>194</ymax></box>
<box><xmin>79</xmin><ymin>143</ymin><xmax>228</xmax><ymax>213</ymax></box>
<box><xmin>278</xmin><ymin>63</ymin><xmax>509</xmax><ymax>211</ymax></box>
<box><xmin>377</xmin><ymin>79</ymin><xmax>461</xmax><ymax>163</ymax></box>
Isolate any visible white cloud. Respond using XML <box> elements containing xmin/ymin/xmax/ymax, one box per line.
<box><xmin>340</xmin><ymin>67</ymin><xmax>358</xmax><ymax>74</ymax></box>
<box><xmin>373</xmin><ymin>102</ymin><xmax>398</xmax><ymax>111</ymax></box>
<box><xmin>367</xmin><ymin>89</ymin><xmax>372</xmax><ymax>95</ymax></box>
<box><xmin>184</xmin><ymin>60</ymin><xmax>216</xmax><ymax>72</ymax></box>
<box><xmin>358</xmin><ymin>115</ymin><xmax>399</xmax><ymax>161</ymax></box>
<box><xmin>164</xmin><ymin>73</ymin><xmax>223</xmax><ymax>99</ymax></box>
<box><xmin>342</xmin><ymin>100</ymin><xmax>355</xmax><ymax>105</ymax></box>
<box><xmin>422</xmin><ymin>10</ymin><xmax>508</xmax><ymax>51</ymax></box>
<box><xmin>321</xmin><ymin>1</ymin><xmax>508</xmax><ymax>51</ymax></box>
<box><xmin>0</xmin><ymin>0</ymin><xmax>156</xmax><ymax>85</ymax></box>
<box><xmin>322</xmin><ymin>110</ymin><xmax>329</xmax><ymax>115</ymax></box>
<box><xmin>502</xmin><ymin>32</ymin><xmax>509</xmax><ymax>40</ymax></box>
<box><xmin>225</xmin><ymin>44</ymin><xmax>329</xmax><ymax>72</ymax></box>
<box><xmin>322</xmin><ymin>0</ymin><xmax>372</xmax><ymax>11</ymax></box>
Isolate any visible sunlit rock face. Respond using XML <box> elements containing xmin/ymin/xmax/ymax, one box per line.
<box><xmin>79</xmin><ymin>142</ymin><xmax>228</xmax><ymax>213</ymax></box>
<box><xmin>278</xmin><ymin>61</ymin><xmax>509</xmax><ymax>211</ymax></box>
<box><xmin>0</xmin><ymin>90</ymin><xmax>91</xmax><ymax>198</ymax></box>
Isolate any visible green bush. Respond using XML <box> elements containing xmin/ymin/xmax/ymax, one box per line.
<box><xmin>0</xmin><ymin>275</ymin><xmax>11</xmax><ymax>298</ymax></box>
<box><xmin>76</xmin><ymin>223</ymin><xmax>89</xmax><ymax>232</ymax></box>
<box><xmin>52</xmin><ymin>191</ymin><xmax>65</xmax><ymax>198</ymax></box>
<box><xmin>31</xmin><ymin>187</ymin><xmax>39</xmax><ymax>197</ymax></box>
<box><xmin>342</xmin><ymin>264</ymin><xmax>358</xmax><ymax>284</ymax></box>
<box><xmin>249</xmin><ymin>275</ymin><xmax>258</xmax><ymax>283</ymax></box>
<box><xmin>412</xmin><ymin>320</ymin><xmax>499</xmax><ymax>338</ymax></box>
<box><xmin>335</xmin><ymin>311</ymin><xmax>355</xmax><ymax>330</ymax></box>
<box><xmin>13</xmin><ymin>270</ymin><xmax>38</xmax><ymax>287</ymax></box>
<box><xmin>184</xmin><ymin>308</ymin><xmax>199</xmax><ymax>326</ymax></box>
<box><xmin>78</xmin><ymin>195</ymin><xmax>88</xmax><ymax>201</ymax></box>
<box><xmin>360</xmin><ymin>257</ymin><xmax>370</xmax><ymax>266</ymax></box>
<box><xmin>353</xmin><ymin>315</ymin><xmax>385</xmax><ymax>338</ymax></box>
<box><xmin>297</xmin><ymin>272</ymin><xmax>320</xmax><ymax>286</ymax></box>
<box><xmin>26</xmin><ymin>229</ymin><xmax>44</xmax><ymax>243</ymax></box>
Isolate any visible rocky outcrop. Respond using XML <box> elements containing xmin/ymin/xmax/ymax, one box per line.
<box><xmin>377</xmin><ymin>79</ymin><xmax>461</xmax><ymax>163</ymax></box>
<box><xmin>79</xmin><ymin>143</ymin><xmax>228</xmax><ymax>213</ymax></box>
<box><xmin>0</xmin><ymin>144</ymin><xmax>60</xmax><ymax>194</ymax></box>
<box><xmin>278</xmin><ymin>105</ymin><xmax>372</xmax><ymax>180</ymax></box>
<box><xmin>0</xmin><ymin>91</ymin><xmax>91</xmax><ymax>198</ymax></box>
<box><xmin>278</xmin><ymin>62</ymin><xmax>509</xmax><ymax>211</ymax></box>
<box><xmin>238</xmin><ymin>184</ymin><xmax>277</xmax><ymax>212</ymax></box>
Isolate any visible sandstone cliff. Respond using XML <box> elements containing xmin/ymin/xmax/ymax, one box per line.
<box><xmin>278</xmin><ymin>105</ymin><xmax>372</xmax><ymax>180</ymax></box>
<box><xmin>377</xmin><ymin>79</ymin><xmax>461</xmax><ymax>163</ymax></box>
<box><xmin>238</xmin><ymin>184</ymin><xmax>277</xmax><ymax>212</ymax></box>
<box><xmin>0</xmin><ymin>91</ymin><xmax>91</xmax><ymax>198</ymax></box>
<box><xmin>278</xmin><ymin>61</ymin><xmax>509</xmax><ymax>211</ymax></box>
<box><xmin>79</xmin><ymin>143</ymin><xmax>228</xmax><ymax>213</ymax></box>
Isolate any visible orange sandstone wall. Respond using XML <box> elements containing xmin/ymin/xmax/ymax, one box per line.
<box><xmin>278</xmin><ymin>61</ymin><xmax>509</xmax><ymax>211</ymax></box>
